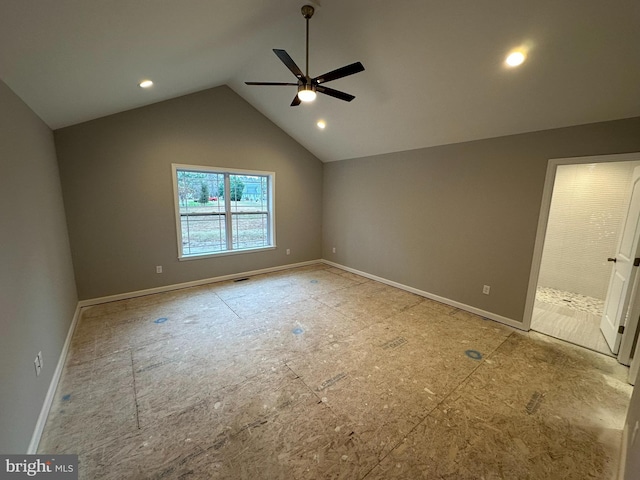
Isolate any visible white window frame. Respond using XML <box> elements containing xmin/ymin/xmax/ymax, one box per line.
<box><xmin>172</xmin><ymin>164</ymin><xmax>276</xmax><ymax>260</ymax></box>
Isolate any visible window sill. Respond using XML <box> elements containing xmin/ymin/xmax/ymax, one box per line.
<box><xmin>178</xmin><ymin>245</ymin><xmax>277</xmax><ymax>261</ymax></box>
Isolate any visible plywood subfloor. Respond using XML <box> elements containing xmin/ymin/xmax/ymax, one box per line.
<box><xmin>38</xmin><ymin>264</ymin><xmax>631</xmax><ymax>479</ymax></box>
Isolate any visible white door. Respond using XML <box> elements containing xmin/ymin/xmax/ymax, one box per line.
<box><xmin>600</xmin><ymin>166</ymin><xmax>640</xmax><ymax>353</ymax></box>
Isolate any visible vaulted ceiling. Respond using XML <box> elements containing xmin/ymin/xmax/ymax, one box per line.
<box><xmin>1</xmin><ymin>0</ymin><xmax>639</xmax><ymax>162</ymax></box>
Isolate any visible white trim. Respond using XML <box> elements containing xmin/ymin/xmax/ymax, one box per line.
<box><xmin>27</xmin><ymin>304</ymin><xmax>82</xmax><ymax>454</ymax></box>
<box><xmin>522</xmin><ymin>159</ymin><xmax>558</xmax><ymax>330</ymax></box>
<box><xmin>178</xmin><ymin>245</ymin><xmax>277</xmax><ymax>261</ymax></box>
<box><xmin>171</xmin><ymin>164</ymin><xmax>275</xmax><ymax>177</ymax></box>
<box><xmin>619</xmin><ymin>254</ymin><xmax>640</xmax><ymax>366</ymax></box>
<box><xmin>619</xmin><ymin>423</ymin><xmax>628</xmax><ymax>480</ymax></box>
<box><xmin>321</xmin><ymin>260</ymin><xmax>526</xmax><ymax>330</ymax></box>
<box><xmin>629</xmin><ymin>330</ymin><xmax>640</xmax><ymax>385</ymax></box>
<box><xmin>523</xmin><ymin>152</ymin><xmax>640</xmax><ymax>337</ymax></box>
<box><xmin>172</xmin><ymin>163</ymin><xmax>184</xmax><ymax>259</ymax></box>
<box><xmin>78</xmin><ymin>260</ymin><xmax>321</xmax><ymax>308</ymax></box>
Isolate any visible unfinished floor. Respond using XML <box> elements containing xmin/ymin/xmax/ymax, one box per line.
<box><xmin>38</xmin><ymin>264</ymin><xmax>632</xmax><ymax>479</ymax></box>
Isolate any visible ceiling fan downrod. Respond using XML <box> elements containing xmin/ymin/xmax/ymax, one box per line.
<box><xmin>301</xmin><ymin>5</ymin><xmax>314</xmax><ymax>80</ymax></box>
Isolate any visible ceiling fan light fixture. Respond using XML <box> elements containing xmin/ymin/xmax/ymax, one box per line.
<box><xmin>297</xmin><ymin>86</ymin><xmax>317</xmax><ymax>102</ymax></box>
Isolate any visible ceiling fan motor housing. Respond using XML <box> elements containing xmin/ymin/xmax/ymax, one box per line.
<box><xmin>298</xmin><ymin>78</ymin><xmax>316</xmax><ymax>92</ymax></box>
<box><xmin>301</xmin><ymin>5</ymin><xmax>315</xmax><ymax>19</ymax></box>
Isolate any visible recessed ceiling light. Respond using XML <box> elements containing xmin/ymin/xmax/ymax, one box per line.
<box><xmin>138</xmin><ymin>80</ymin><xmax>154</xmax><ymax>88</ymax></box>
<box><xmin>505</xmin><ymin>51</ymin><xmax>526</xmax><ymax>67</ymax></box>
<box><xmin>317</xmin><ymin>120</ymin><xmax>326</xmax><ymax>129</ymax></box>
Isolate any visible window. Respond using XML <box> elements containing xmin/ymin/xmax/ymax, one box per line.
<box><xmin>172</xmin><ymin>164</ymin><xmax>275</xmax><ymax>259</ymax></box>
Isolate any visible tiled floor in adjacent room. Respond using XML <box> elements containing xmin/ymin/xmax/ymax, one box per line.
<box><xmin>532</xmin><ymin>286</ymin><xmax>613</xmax><ymax>356</ymax></box>
<box><xmin>39</xmin><ymin>264</ymin><xmax>632</xmax><ymax>479</ymax></box>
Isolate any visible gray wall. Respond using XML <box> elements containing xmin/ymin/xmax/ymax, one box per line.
<box><xmin>0</xmin><ymin>80</ymin><xmax>78</xmax><ymax>452</ymax></box>
<box><xmin>323</xmin><ymin>117</ymin><xmax>640</xmax><ymax>322</ymax></box>
<box><xmin>55</xmin><ymin>85</ymin><xmax>323</xmax><ymax>300</ymax></box>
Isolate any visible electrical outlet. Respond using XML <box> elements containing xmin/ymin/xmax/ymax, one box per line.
<box><xmin>156</xmin><ymin>266</ymin><xmax>163</xmax><ymax>274</ymax></box>
<box><xmin>286</xmin><ymin>249</ymin><xmax>290</xmax><ymax>255</ymax></box>
<box><xmin>332</xmin><ymin>247</ymin><xmax>336</xmax><ymax>254</ymax></box>
<box><xmin>482</xmin><ymin>285</ymin><xmax>491</xmax><ymax>295</ymax></box>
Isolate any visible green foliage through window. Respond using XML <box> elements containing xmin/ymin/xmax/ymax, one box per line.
<box><xmin>199</xmin><ymin>182</ymin><xmax>210</xmax><ymax>204</ymax></box>
<box><xmin>218</xmin><ymin>177</ymin><xmax>245</xmax><ymax>201</ymax></box>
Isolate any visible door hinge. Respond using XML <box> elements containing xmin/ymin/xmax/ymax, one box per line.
<box><xmin>618</xmin><ymin>325</ymin><xmax>625</xmax><ymax>334</ymax></box>
<box><xmin>634</xmin><ymin>258</ymin><xmax>640</xmax><ymax>267</ymax></box>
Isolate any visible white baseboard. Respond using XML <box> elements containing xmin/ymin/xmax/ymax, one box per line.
<box><xmin>78</xmin><ymin>260</ymin><xmax>322</xmax><ymax>308</ymax></box>
<box><xmin>322</xmin><ymin>259</ymin><xmax>526</xmax><ymax>331</ymax></box>
<box><xmin>27</xmin><ymin>303</ymin><xmax>82</xmax><ymax>454</ymax></box>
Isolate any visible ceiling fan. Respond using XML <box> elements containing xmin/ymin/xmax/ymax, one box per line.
<box><xmin>245</xmin><ymin>4</ymin><xmax>365</xmax><ymax>106</ymax></box>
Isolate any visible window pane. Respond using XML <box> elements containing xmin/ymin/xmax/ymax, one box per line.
<box><xmin>229</xmin><ymin>175</ymin><xmax>268</xmax><ymax>213</ymax></box>
<box><xmin>231</xmin><ymin>213</ymin><xmax>269</xmax><ymax>250</ymax></box>
<box><xmin>177</xmin><ymin>170</ymin><xmax>226</xmax><ymax>214</ymax></box>
<box><xmin>181</xmin><ymin>214</ymin><xmax>226</xmax><ymax>255</ymax></box>
<box><xmin>229</xmin><ymin>174</ymin><xmax>270</xmax><ymax>250</ymax></box>
<box><xmin>177</xmin><ymin>170</ymin><xmax>227</xmax><ymax>255</ymax></box>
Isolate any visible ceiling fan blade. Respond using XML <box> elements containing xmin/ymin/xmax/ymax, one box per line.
<box><xmin>245</xmin><ymin>82</ymin><xmax>298</xmax><ymax>86</ymax></box>
<box><xmin>314</xmin><ymin>62</ymin><xmax>364</xmax><ymax>84</ymax></box>
<box><xmin>273</xmin><ymin>49</ymin><xmax>305</xmax><ymax>80</ymax></box>
<box><xmin>290</xmin><ymin>95</ymin><xmax>302</xmax><ymax>107</ymax></box>
<box><xmin>316</xmin><ymin>85</ymin><xmax>355</xmax><ymax>102</ymax></box>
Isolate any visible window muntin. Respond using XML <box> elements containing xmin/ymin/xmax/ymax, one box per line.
<box><xmin>172</xmin><ymin>165</ymin><xmax>274</xmax><ymax>259</ymax></box>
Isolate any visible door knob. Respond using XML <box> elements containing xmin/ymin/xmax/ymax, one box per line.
<box><xmin>607</xmin><ymin>257</ymin><xmax>617</xmax><ymax>263</ymax></box>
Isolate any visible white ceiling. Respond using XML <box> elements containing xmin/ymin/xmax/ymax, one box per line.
<box><xmin>1</xmin><ymin>0</ymin><xmax>639</xmax><ymax>162</ymax></box>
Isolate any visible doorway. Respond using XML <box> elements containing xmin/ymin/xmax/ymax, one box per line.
<box><xmin>524</xmin><ymin>153</ymin><xmax>640</xmax><ymax>365</ymax></box>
